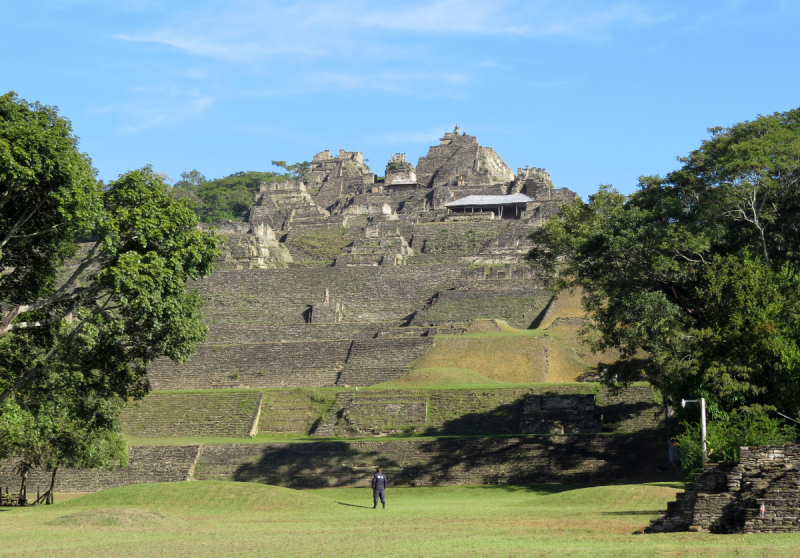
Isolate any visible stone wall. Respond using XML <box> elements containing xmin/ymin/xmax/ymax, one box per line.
<box><xmin>195</xmin><ymin>433</ymin><xmax>665</xmax><ymax>488</ymax></box>
<box><xmin>311</xmin><ymin>385</ymin><xmax>662</xmax><ymax>438</ymax></box>
<box><xmin>595</xmin><ymin>385</ymin><xmax>664</xmax><ymax>433</ymax></box>
<box><xmin>205</xmin><ymin>323</ymin><xmax>384</xmax><ymax>344</ymax></box>
<box><xmin>195</xmin><ymin>266</ymin><xmax>463</xmax><ymax>327</ymax></box>
<box><xmin>0</xmin><ymin>446</ymin><xmax>200</xmax><ymax>494</ymax></box>
<box><xmin>649</xmin><ymin>444</ymin><xmax>800</xmax><ymax>534</ymax></box>
<box><xmin>409</xmin><ymin>285</ymin><xmax>551</xmax><ymax>329</ymax></box>
<box><xmin>336</xmin><ymin>337</ymin><xmax>435</xmax><ymax>386</ymax></box>
<box><xmin>150</xmin><ymin>335</ymin><xmax>439</xmax><ymax>390</ymax></box>
<box><xmin>115</xmin><ymin>384</ymin><xmax>660</xmax><ymax>440</ymax></box>
<box><xmin>148</xmin><ymin>340</ymin><xmax>353</xmax><ymax>389</ymax></box>
<box><xmin>120</xmin><ymin>392</ymin><xmax>262</xmax><ymax>438</ymax></box>
<box><xmin>0</xmin><ymin>434</ymin><xmax>665</xmax><ymax>494</ymax></box>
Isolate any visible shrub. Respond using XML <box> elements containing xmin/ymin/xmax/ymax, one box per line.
<box><xmin>674</xmin><ymin>411</ymin><xmax>797</xmax><ymax>480</ymax></box>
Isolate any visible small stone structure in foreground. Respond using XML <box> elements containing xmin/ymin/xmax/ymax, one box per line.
<box><xmin>648</xmin><ymin>444</ymin><xmax>800</xmax><ymax>534</ymax></box>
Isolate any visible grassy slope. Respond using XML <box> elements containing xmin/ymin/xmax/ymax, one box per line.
<box><xmin>403</xmin><ymin>324</ymin><xmax>600</xmax><ymax>384</ymax></box>
<box><xmin>2</xmin><ymin>481</ymin><xmax>799</xmax><ymax>557</ymax></box>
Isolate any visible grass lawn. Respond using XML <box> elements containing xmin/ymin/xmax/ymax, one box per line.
<box><xmin>1</xmin><ymin>481</ymin><xmax>798</xmax><ymax>557</ymax></box>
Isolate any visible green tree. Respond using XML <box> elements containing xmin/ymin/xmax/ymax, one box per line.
<box><xmin>674</xmin><ymin>412</ymin><xmax>797</xmax><ymax>479</ymax></box>
<box><xmin>171</xmin><ymin>169</ymin><xmax>284</xmax><ymax>223</ymax></box>
<box><xmin>271</xmin><ymin>160</ymin><xmax>310</xmax><ymax>179</ymax></box>
<box><xmin>528</xmin><ymin>108</ymin><xmax>800</xmax><ymax>421</ymax></box>
<box><xmin>0</xmin><ymin>93</ymin><xmax>221</xmax><ymax>489</ymax></box>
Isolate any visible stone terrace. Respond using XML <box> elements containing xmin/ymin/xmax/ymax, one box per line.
<box><xmin>312</xmin><ymin>386</ymin><xmax>662</xmax><ymax>438</ymax></box>
<box><xmin>196</xmin><ymin>266</ymin><xmax>464</xmax><ymax>326</ymax></box>
<box><xmin>196</xmin><ymin>433</ymin><xmax>665</xmax><ymax>488</ymax></box>
<box><xmin>148</xmin><ymin>340</ymin><xmax>353</xmax><ymax>389</ymax></box>
<box><xmin>120</xmin><ymin>391</ymin><xmax>263</xmax><ymax>438</ymax></box>
<box><xmin>0</xmin><ymin>446</ymin><xmax>201</xmax><ymax>494</ymax></box>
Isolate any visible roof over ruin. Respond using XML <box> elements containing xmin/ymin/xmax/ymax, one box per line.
<box><xmin>445</xmin><ymin>194</ymin><xmax>533</xmax><ymax>208</ymax></box>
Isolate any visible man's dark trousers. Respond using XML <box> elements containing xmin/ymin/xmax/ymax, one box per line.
<box><xmin>373</xmin><ymin>489</ymin><xmax>385</xmax><ymax>508</ymax></box>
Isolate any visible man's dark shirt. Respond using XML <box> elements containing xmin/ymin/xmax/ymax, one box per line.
<box><xmin>372</xmin><ymin>472</ymin><xmax>388</xmax><ymax>491</ymax></box>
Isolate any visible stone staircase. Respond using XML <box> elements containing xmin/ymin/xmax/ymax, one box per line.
<box><xmin>334</xmin><ymin>235</ymin><xmax>413</xmax><ymax>267</ymax></box>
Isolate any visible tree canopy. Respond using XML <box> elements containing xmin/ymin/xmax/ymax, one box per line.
<box><xmin>529</xmin><ymin>108</ymin><xmax>800</xmax><ymax>421</ymax></box>
<box><xmin>170</xmin><ymin>169</ymin><xmax>287</xmax><ymax>223</ymax></box>
<box><xmin>0</xmin><ymin>92</ymin><xmax>222</xmax><ymax>487</ymax></box>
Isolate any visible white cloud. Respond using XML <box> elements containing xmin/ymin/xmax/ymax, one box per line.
<box><xmin>112</xmin><ymin>0</ymin><xmax>671</xmax><ymax>62</ymax></box>
<box><xmin>87</xmin><ymin>88</ymin><xmax>213</xmax><ymax>135</ymax></box>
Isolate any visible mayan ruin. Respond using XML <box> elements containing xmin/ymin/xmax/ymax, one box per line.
<box><xmin>0</xmin><ymin>126</ymin><xmax>673</xmax><ymax>494</ymax></box>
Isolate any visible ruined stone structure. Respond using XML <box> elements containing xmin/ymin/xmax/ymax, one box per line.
<box><xmin>158</xmin><ymin>127</ymin><xmax>579</xmax><ymax>388</ymax></box>
<box><xmin>0</xmin><ymin>386</ymin><xmax>664</xmax><ymax>493</ymax></box>
<box><xmin>415</xmin><ymin>126</ymin><xmax>515</xmax><ymax>190</ymax></box>
<box><xmin>648</xmin><ymin>445</ymin><xmax>800</xmax><ymax>534</ymax></box>
<box><xmin>0</xmin><ymin>434</ymin><xmax>664</xmax><ymax>494</ymax></box>
<box><xmin>2</xmin><ymin>128</ymin><xmax>669</xmax><ymax>497</ymax></box>
<box><xmin>385</xmin><ymin>153</ymin><xmax>420</xmax><ymax>191</ymax></box>
<box><xmin>305</xmin><ymin>149</ymin><xmax>376</xmax><ymax>210</ymax></box>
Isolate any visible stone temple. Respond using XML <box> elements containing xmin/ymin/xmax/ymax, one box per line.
<box><xmin>148</xmin><ymin>126</ymin><xmax>582</xmax><ymax>390</ymax></box>
<box><xmin>0</xmin><ymin>127</ymin><xmax>674</xmax><ymax>497</ymax></box>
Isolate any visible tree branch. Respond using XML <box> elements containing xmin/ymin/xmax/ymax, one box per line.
<box><xmin>0</xmin><ymin>198</ymin><xmax>46</xmax><ymax>250</ymax></box>
<box><xmin>0</xmin><ymin>239</ymin><xmax>101</xmax><ymax>338</ymax></box>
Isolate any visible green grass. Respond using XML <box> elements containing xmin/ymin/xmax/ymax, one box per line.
<box><xmin>288</xmin><ymin>227</ymin><xmax>351</xmax><ymax>259</ymax></box>
<box><xmin>2</xmin><ymin>481</ymin><xmax>799</xmax><ymax>557</ymax></box>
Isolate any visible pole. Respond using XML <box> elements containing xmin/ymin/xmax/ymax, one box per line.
<box><xmin>700</xmin><ymin>397</ymin><xmax>707</xmax><ymax>465</ymax></box>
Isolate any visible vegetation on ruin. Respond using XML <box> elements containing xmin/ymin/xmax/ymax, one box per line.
<box><xmin>674</xmin><ymin>413</ymin><xmax>798</xmax><ymax>480</ymax></box>
<box><xmin>171</xmin><ymin>169</ymin><xmax>285</xmax><ymax>222</ymax></box>
<box><xmin>529</xmin><ymin>109</ymin><xmax>800</xmax><ymax>449</ymax></box>
<box><xmin>0</xmin><ymin>93</ymin><xmax>222</xmax><ymax>494</ymax></box>
<box><xmin>406</xmin><ymin>324</ymin><xmax>613</xmax><ymax>384</ymax></box>
<box><xmin>3</xmin><ymin>481</ymin><xmax>800</xmax><ymax>556</ymax></box>
<box><xmin>288</xmin><ymin>227</ymin><xmax>352</xmax><ymax>260</ymax></box>
<box><xmin>271</xmin><ymin>159</ymin><xmax>310</xmax><ymax>179</ymax></box>
<box><xmin>386</xmin><ymin>161</ymin><xmax>413</xmax><ymax>172</ymax></box>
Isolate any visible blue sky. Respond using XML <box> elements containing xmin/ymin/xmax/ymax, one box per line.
<box><xmin>2</xmin><ymin>0</ymin><xmax>799</xmax><ymax>198</ymax></box>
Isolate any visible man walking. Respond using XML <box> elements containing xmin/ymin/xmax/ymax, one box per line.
<box><xmin>372</xmin><ymin>467</ymin><xmax>388</xmax><ymax>509</ymax></box>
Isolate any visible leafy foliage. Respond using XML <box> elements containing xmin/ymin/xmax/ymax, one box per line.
<box><xmin>171</xmin><ymin>170</ymin><xmax>286</xmax><ymax>223</ymax></box>
<box><xmin>0</xmin><ymin>92</ymin><xmax>221</xmax><ymax>480</ymax></box>
<box><xmin>674</xmin><ymin>411</ymin><xmax>797</xmax><ymax>480</ymax></box>
<box><xmin>529</xmin><ymin>108</ymin><xmax>800</xmax><ymax>422</ymax></box>
<box><xmin>271</xmin><ymin>160</ymin><xmax>310</xmax><ymax>179</ymax></box>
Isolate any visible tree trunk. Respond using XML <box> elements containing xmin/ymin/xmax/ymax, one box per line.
<box><xmin>19</xmin><ymin>470</ymin><xmax>27</xmax><ymax>506</ymax></box>
<box><xmin>47</xmin><ymin>466</ymin><xmax>58</xmax><ymax>504</ymax></box>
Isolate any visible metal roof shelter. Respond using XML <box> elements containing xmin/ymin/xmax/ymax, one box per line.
<box><xmin>445</xmin><ymin>194</ymin><xmax>533</xmax><ymax>219</ymax></box>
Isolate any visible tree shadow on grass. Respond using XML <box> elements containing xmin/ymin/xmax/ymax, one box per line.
<box><xmin>336</xmin><ymin>502</ymin><xmax>374</xmax><ymax>509</ymax></box>
<box><xmin>602</xmin><ymin>510</ymin><xmax>659</xmax><ymax>517</ymax></box>
<box><xmin>456</xmin><ymin>483</ymin><xmax>576</xmax><ymax>495</ymax></box>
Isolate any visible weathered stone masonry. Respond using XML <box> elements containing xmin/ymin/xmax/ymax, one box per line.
<box><xmin>0</xmin><ymin>433</ymin><xmax>664</xmax><ymax>493</ymax></box>
<box><xmin>0</xmin><ymin>446</ymin><xmax>201</xmax><ymax>494</ymax></box>
<box><xmin>649</xmin><ymin>444</ymin><xmax>800</xmax><ymax>534</ymax></box>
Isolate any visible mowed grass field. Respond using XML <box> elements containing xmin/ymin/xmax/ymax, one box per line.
<box><xmin>2</xmin><ymin>481</ymin><xmax>799</xmax><ymax>557</ymax></box>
